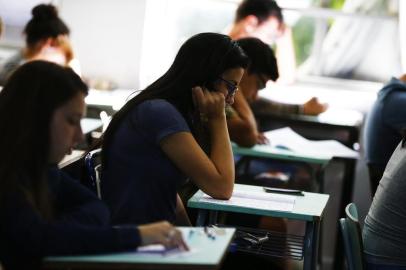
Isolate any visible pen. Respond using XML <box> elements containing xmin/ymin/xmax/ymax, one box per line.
<box><xmin>204</xmin><ymin>226</ymin><xmax>216</xmax><ymax>240</ymax></box>
<box><xmin>263</xmin><ymin>187</ymin><xmax>304</xmax><ymax>196</ymax></box>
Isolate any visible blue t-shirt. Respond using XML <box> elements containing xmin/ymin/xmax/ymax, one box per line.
<box><xmin>101</xmin><ymin>99</ymin><xmax>191</xmax><ymax>225</ymax></box>
<box><xmin>364</xmin><ymin>78</ymin><xmax>406</xmax><ymax>168</ymax></box>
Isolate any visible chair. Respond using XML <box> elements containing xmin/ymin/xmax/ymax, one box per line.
<box><xmin>84</xmin><ymin>148</ymin><xmax>102</xmax><ymax>199</ymax></box>
<box><xmin>339</xmin><ymin>203</ymin><xmax>365</xmax><ymax>270</ymax></box>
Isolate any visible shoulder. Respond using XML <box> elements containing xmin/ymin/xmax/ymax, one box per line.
<box><xmin>137</xmin><ymin>99</ymin><xmax>179</xmax><ymax>114</ymax></box>
<box><xmin>135</xmin><ymin>99</ymin><xmax>185</xmax><ymax>122</ymax></box>
<box><xmin>133</xmin><ymin>99</ymin><xmax>190</xmax><ymax>140</ymax></box>
<box><xmin>379</xmin><ymin>78</ymin><xmax>406</xmax><ymax>98</ymax></box>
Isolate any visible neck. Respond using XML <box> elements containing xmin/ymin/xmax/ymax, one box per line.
<box><xmin>228</xmin><ymin>22</ymin><xmax>248</xmax><ymax>40</ymax></box>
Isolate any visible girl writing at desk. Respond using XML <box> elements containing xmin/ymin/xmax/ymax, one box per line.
<box><xmin>0</xmin><ymin>61</ymin><xmax>187</xmax><ymax>270</ymax></box>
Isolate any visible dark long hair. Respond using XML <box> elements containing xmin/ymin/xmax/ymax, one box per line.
<box><xmin>0</xmin><ymin>61</ymin><xmax>88</xmax><ymax>218</ymax></box>
<box><xmin>101</xmin><ymin>33</ymin><xmax>249</xmax><ymax>166</ymax></box>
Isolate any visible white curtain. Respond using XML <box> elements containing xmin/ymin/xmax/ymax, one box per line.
<box><xmin>299</xmin><ymin>0</ymin><xmax>401</xmax><ymax>82</ymax></box>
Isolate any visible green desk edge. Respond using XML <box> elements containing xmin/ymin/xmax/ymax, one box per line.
<box><xmin>232</xmin><ymin>144</ymin><xmax>332</xmax><ymax>165</ymax></box>
<box><xmin>44</xmin><ymin>227</ymin><xmax>235</xmax><ymax>267</ymax></box>
<box><xmin>188</xmin><ymin>184</ymin><xmax>329</xmax><ymax>222</ymax></box>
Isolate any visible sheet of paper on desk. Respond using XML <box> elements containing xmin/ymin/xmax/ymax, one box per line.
<box><xmin>201</xmin><ymin>190</ymin><xmax>295</xmax><ymax>212</ymax></box>
<box><xmin>264</xmin><ymin>127</ymin><xmax>359</xmax><ymax>159</ymax></box>
<box><xmin>136</xmin><ymin>245</ymin><xmax>195</xmax><ymax>257</ymax></box>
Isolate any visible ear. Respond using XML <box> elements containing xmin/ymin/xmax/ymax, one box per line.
<box><xmin>44</xmin><ymin>37</ymin><xmax>55</xmax><ymax>47</ymax></box>
<box><xmin>243</xmin><ymin>15</ymin><xmax>259</xmax><ymax>33</ymax></box>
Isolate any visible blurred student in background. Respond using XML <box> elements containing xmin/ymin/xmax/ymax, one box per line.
<box><xmin>228</xmin><ymin>37</ymin><xmax>327</xmax><ymax>147</ymax></box>
<box><xmin>0</xmin><ymin>4</ymin><xmax>80</xmax><ymax>85</ymax></box>
<box><xmin>100</xmin><ymin>33</ymin><xmax>248</xmax><ymax>226</ymax></box>
<box><xmin>227</xmin><ymin>0</ymin><xmax>327</xmax><ymax>119</ymax></box>
<box><xmin>227</xmin><ymin>37</ymin><xmax>278</xmax><ymax>147</ymax></box>
<box><xmin>0</xmin><ymin>61</ymin><xmax>186</xmax><ymax>270</ymax></box>
<box><xmin>228</xmin><ymin>0</ymin><xmax>295</xmax><ymax>84</ymax></box>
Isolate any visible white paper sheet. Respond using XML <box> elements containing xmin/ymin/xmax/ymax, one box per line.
<box><xmin>264</xmin><ymin>127</ymin><xmax>359</xmax><ymax>159</ymax></box>
<box><xmin>200</xmin><ymin>189</ymin><xmax>296</xmax><ymax>212</ymax></box>
<box><xmin>136</xmin><ymin>245</ymin><xmax>196</xmax><ymax>257</ymax></box>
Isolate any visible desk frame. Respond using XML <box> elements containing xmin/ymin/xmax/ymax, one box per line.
<box><xmin>189</xmin><ymin>184</ymin><xmax>329</xmax><ymax>270</ymax></box>
<box><xmin>255</xmin><ymin>112</ymin><xmax>361</xmax><ymax>270</ymax></box>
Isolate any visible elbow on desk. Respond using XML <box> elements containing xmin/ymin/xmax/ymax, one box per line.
<box><xmin>205</xmin><ymin>183</ymin><xmax>234</xmax><ymax>200</ymax></box>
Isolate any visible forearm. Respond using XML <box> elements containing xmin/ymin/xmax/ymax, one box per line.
<box><xmin>232</xmin><ymin>91</ymin><xmax>259</xmax><ymax>129</ymax></box>
<box><xmin>228</xmin><ymin>118</ymin><xmax>258</xmax><ymax>147</ymax></box>
<box><xmin>56</xmin><ymin>200</ymin><xmax>110</xmax><ymax>226</ymax></box>
<box><xmin>5</xmin><ymin>202</ymin><xmax>140</xmax><ymax>258</ymax></box>
<box><xmin>251</xmin><ymin>97</ymin><xmax>301</xmax><ymax>116</ymax></box>
<box><xmin>175</xmin><ymin>194</ymin><xmax>192</xmax><ymax>226</ymax></box>
<box><xmin>55</xmin><ymin>172</ymin><xmax>110</xmax><ymax>226</ymax></box>
<box><xmin>228</xmin><ymin>93</ymin><xmax>259</xmax><ymax>147</ymax></box>
<box><xmin>208</xmin><ymin>115</ymin><xmax>234</xmax><ymax>197</ymax></box>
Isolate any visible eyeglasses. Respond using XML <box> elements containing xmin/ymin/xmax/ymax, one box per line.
<box><xmin>217</xmin><ymin>77</ymin><xmax>238</xmax><ymax>97</ymax></box>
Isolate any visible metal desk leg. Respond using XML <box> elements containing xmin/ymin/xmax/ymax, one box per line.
<box><xmin>196</xmin><ymin>210</ymin><xmax>219</xmax><ymax>226</ymax></box>
<box><xmin>303</xmin><ymin>220</ymin><xmax>320</xmax><ymax>270</ymax></box>
<box><xmin>196</xmin><ymin>209</ymin><xmax>208</xmax><ymax>226</ymax></box>
<box><xmin>208</xmin><ymin>210</ymin><xmax>219</xmax><ymax>225</ymax></box>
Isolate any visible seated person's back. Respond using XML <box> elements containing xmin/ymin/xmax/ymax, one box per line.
<box><xmin>363</xmin><ymin>141</ymin><xmax>406</xmax><ymax>268</ymax></box>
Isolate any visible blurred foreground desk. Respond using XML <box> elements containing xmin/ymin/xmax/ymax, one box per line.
<box><xmin>188</xmin><ymin>184</ymin><xmax>329</xmax><ymax>270</ymax></box>
<box><xmin>44</xmin><ymin>227</ymin><xmax>235</xmax><ymax>270</ymax></box>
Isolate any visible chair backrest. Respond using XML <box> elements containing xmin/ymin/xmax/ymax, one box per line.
<box><xmin>339</xmin><ymin>203</ymin><xmax>365</xmax><ymax>270</ymax></box>
<box><xmin>84</xmin><ymin>148</ymin><xmax>102</xmax><ymax>199</ymax></box>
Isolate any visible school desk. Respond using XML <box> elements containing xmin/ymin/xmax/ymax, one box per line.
<box><xmin>43</xmin><ymin>227</ymin><xmax>235</xmax><ymax>270</ymax></box>
<box><xmin>188</xmin><ymin>184</ymin><xmax>329</xmax><ymax>270</ymax></box>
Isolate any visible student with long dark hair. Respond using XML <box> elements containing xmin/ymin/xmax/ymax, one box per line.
<box><xmin>0</xmin><ymin>61</ymin><xmax>186</xmax><ymax>270</ymax></box>
<box><xmin>101</xmin><ymin>33</ymin><xmax>249</xmax><ymax>225</ymax></box>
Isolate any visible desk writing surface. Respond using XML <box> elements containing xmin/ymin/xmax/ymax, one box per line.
<box><xmin>58</xmin><ymin>150</ymin><xmax>85</xmax><ymax>169</ymax></box>
<box><xmin>81</xmin><ymin>118</ymin><xmax>103</xmax><ymax>134</ymax></box>
<box><xmin>188</xmin><ymin>184</ymin><xmax>329</xmax><ymax>222</ymax></box>
<box><xmin>44</xmin><ymin>227</ymin><xmax>235</xmax><ymax>270</ymax></box>
<box><xmin>257</xmin><ymin>78</ymin><xmax>375</xmax><ymax>125</ymax></box>
<box><xmin>232</xmin><ymin>143</ymin><xmax>332</xmax><ymax>165</ymax></box>
<box><xmin>85</xmin><ymin>89</ymin><xmax>137</xmax><ymax>111</ymax></box>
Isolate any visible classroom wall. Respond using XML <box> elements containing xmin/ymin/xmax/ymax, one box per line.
<box><xmin>58</xmin><ymin>0</ymin><xmax>147</xmax><ymax>89</ymax></box>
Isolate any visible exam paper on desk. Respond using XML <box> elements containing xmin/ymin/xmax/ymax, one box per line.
<box><xmin>200</xmin><ymin>190</ymin><xmax>296</xmax><ymax>212</ymax></box>
<box><xmin>264</xmin><ymin>127</ymin><xmax>359</xmax><ymax>159</ymax></box>
<box><xmin>136</xmin><ymin>245</ymin><xmax>197</xmax><ymax>257</ymax></box>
